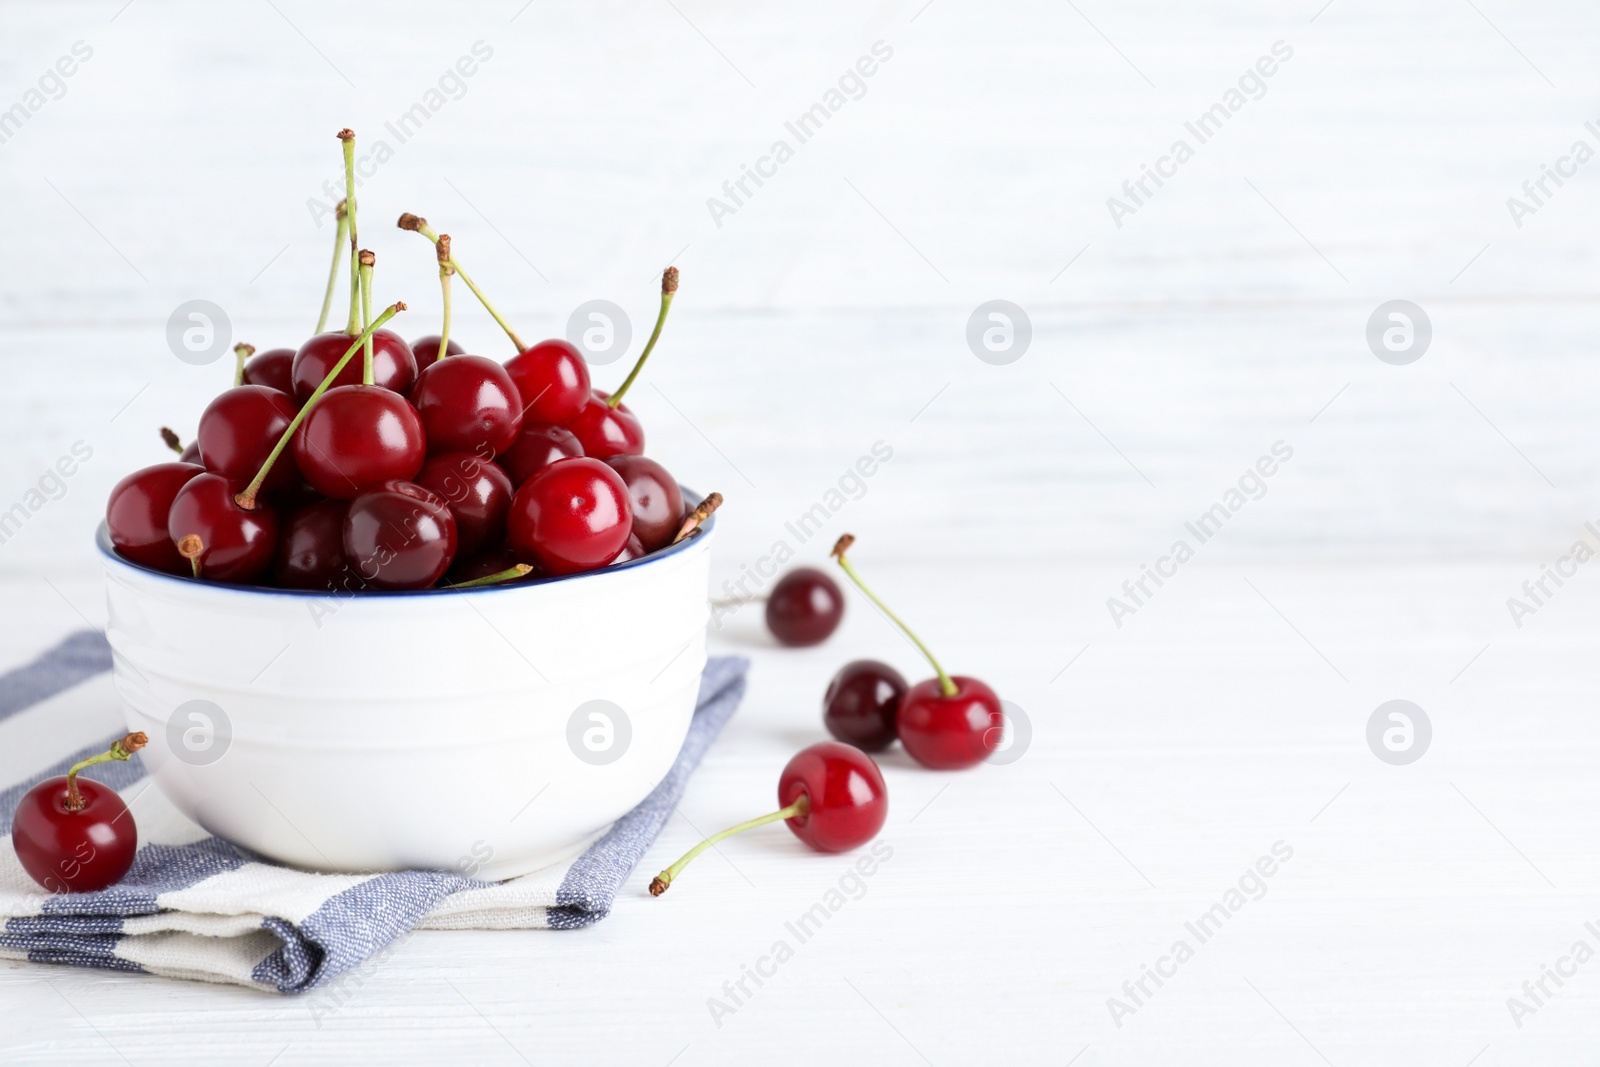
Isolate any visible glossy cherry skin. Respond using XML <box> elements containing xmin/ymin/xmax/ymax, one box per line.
<box><xmin>196</xmin><ymin>385</ymin><xmax>301</xmax><ymax>494</ymax></box>
<box><xmin>410</xmin><ymin>334</ymin><xmax>465</xmax><ymax>372</ymax></box>
<box><xmin>410</xmin><ymin>354</ymin><xmax>523</xmax><ymax>457</ymax></box>
<box><xmin>823</xmin><ymin>660</ymin><xmax>908</xmax><ymax>752</ymax></box>
<box><xmin>447</xmin><ymin>544</ymin><xmax>540</xmax><ymax>584</ymax></box>
<box><xmin>497</xmin><ymin>422</ymin><xmax>583</xmax><ymax>486</ymax></box>
<box><xmin>292</xmin><ymin>385</ymin><xmax>426</xmax><ymax>500</ymax></box>
<box><xmin>897</xmin><ymin>676</ymin><xmax>1004</xmax><ymax>770</ymax></box>
<box><xmin>566</xmin><ymin>391</ymin><xmax>644</xmax><ymax>460</ymax></box>
<box><xmin>106</xmin><ymin>462</ymin><xmax>205</xmax><ymax>574</ymax></box>
<box><xmin>290</xmin><ymin>328</ymin><xmax>417</xmax><ymax>401</ymax></box>
<box><xmin>241</xmin><ymin>347</ymin><xmax>297</xmax><ymax>395</ymax></box>
<box><xmin>765</xmin><ymin>568</ymin><xmax>845</xmax><ymax>646</ymax></box>
<box><xmin>167</xmin><ymin>473</ymin><xmax>278</xmax><ymax>583</ymax></box>
<box><xmin>274</xmin><ymin>499</ymin><xmax>358</xmax><ymax>590</ymax></box>
<box><xmin>178</xmin><ymin>441</ymin><xmax>202</xmax><ymax>465</ymax></box>
<box><xmin>504</xmin><ymin>339</ymin><xmax>590</xmax><ymax>425</ymax></box>
<box><xmin>777</xmin><ymin>742</ymin><xmax>888</xmax><ymax>852</ymax></box>
<box><xmin>12</xmin><ymin>776</ymin><xmax>138</xmax><ymax>892</ymax></box>
<box><xmin>610</xmin><ymin>533</ymin><xmax>647</xmax><ymax>564</ymax></box>
<box><xmin>507</xmin><ymin>457</ymin><xmax>632</xmax><ymax>576</ymax></box>
<box><xmin>343</xmin><ymin>480</ymin><xmax>458</xmax><ymax>590</ymax></box>
<box><xmin>414</xmin><ymin>451</ymin><xmax>513</xmax><ymax>558</ymax></box>
<box><xmin>605</xmin><ymin>455</ymin><xmax>683</xmax><ymax>553</ymax></box>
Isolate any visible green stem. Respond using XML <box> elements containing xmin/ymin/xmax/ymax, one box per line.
<box><xmin>833</xmin><ymin>541</ymin><xmax>956</xmax><ymax>697</ymax></box>
<box><xmin>650</xmin><ymin>798</ymin><xmax>808</xmax><ymax>896</ymax></box>
<box><xmin>359</xmin><ymin>251</ymin><xmax>375</xmax><ymax>385</ymax></box>
<box><xmin>232</xmin><ymin>343</ymin><xmax>253</xmax><ymax>388</ymax></box>
<box><xmin>399</xmin><ymin>214</ymin><xmax>524</xmax><ymax>350</ymax></box>
<box><xmin>437</xmin><ymin>234</ymin><xmax>454</xmax><ymax>356</ymax></box>
<box><xmin>65</xmin><ymin>732</ymin><xmax>146</xmax><ymax>812</ymax></box>
<box><xmin>341</xmin><ymin>131</ymin><xmax>361</xmax><ymax>335</ymax></box>
<box><xmin>316</xmin><ymin>204</ymin><xmax>348</xmax><ymax>333</ymax></box>
<box><xmin>446</xmin><ymin>563</ymin><xmax>532</xmax><ymax>589</ymax></box>
<box><xmin>234</xmin><ymin>303</ymin><xmax>405</xmax><ymax>510</ymax></box>
<box><xmin>609</xmin><ymin>267</ymin><xmax>677</xmax><ymax>409</ymax></box>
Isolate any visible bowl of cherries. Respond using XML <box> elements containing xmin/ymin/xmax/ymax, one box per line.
<box><xmin>97</xmin><ymin>130</ymin><xmax>721</xmax><ymax>880</ymax></box>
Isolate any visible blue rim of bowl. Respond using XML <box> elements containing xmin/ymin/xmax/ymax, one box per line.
<box><xmin>95</xmin><ymin>489</ymin><xmax>714</xmax><ymax>598</ymax></box>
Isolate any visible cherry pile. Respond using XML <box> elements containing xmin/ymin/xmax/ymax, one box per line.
<box><xmin>106</xmin><ymin>129</ymin><xmax>716</xmax><ymax>592</ymax></box>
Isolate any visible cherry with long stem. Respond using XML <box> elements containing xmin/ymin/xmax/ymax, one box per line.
<box><xmin>398</xmin><ymin>213</ymin><xmax>525</xmax><ymax>351</ymax></box>
<box><xmin>831</xmin><ymin>533</ymin><xmax>954</xmax><ymax>697</ymax></box>
<box><xmin>64</xmin><ymin>732</ymin><xmax>146</xmax><ymax>811</ymax></box>
<box><xmin>609</xmin><ymin>266</ymin><xmax>677</xmax><ymax>409</ymax></box>
<box><xmin>650</xmin><ymin>801</ymin><xmax>806</xmax><ymax>896</ymax></box>
<box><xmin>232</xmin><ymin>343</ymin><xmax>254</xmax><ymax>388</ymax></box>
<box><xmin>234</xmin><ymin>303</ymin><xmax>405</xmax><ymax>510</ymax></box>
<box><xmin>315</xmin><ymin>199</ymin><xmax>348</xmax><ymax>334</ymax></box>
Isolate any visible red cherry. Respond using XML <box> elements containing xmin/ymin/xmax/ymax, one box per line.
<box><xmin>897</xmin><ymin>676</ymin><xmax>1003</xmax><ymax>770</ymax></box>
<box><xmin>167</xmin><ymin>472</ymin><xmax>278</xmax><ymax>582</ymax></box>
<box><xmin>275</xmin><ymin>499</ymin><xmax>358</xmax><ymax>590</ymax></box>
<box><xmin>291</xmin><ymin>328</ymin><xmax>417</xmax><ymax>401</ymax></box>
<box><xmin>567</xmin><ymin>391</ymin><xmax>644</xmax><ymax>460</ymax></box>
<box><xmin>504</xmin><ymin>339</ymin><xmax>591</xmax><ymax>425</ymax></box>
<box><xmin>411</xmin><ymin>334</ymin><xmax>465</xmax><ymax>372</ymax></box>
<box><xmin>241</xmin><ymin>347</ymin><xmax>297</xmax><ymax>395</ymax></box>
<box><xmin>823</xmin><ymin>660</ymin><xmax>907</xmax><ymax>752</ymax></box>
<box><xmin>106</xmin><ymin>462</ymin><xmax>204</xmax><ymax>574</ymax></box>
<box><xmin>650</xmin><ymin>741</ymin><xmax>887</xmax><ymax>895</ymax></box>
<box><xmin>12</xmin><ymin>732</ymin><xmax>146</xmax><ymax>893</ymax></box>
<box><xmin>343</xmin><ymin>480</ymin><xmax>457</xmax><ymax>589</ymax></box>
<box><xmin>292</xmin><ymin>385</ymin><xmax>426</xmax><ymax>500</ymax></box>
<box><xmin>196</xmin><ymin>385</ymin><xmax>301</xmax><ymax>494</ymax></box>
<box><xmin>765</xmin><ymin>568</ymin><xmax>844</xmax><ymax>646</ymax></box>
<box><xmin>178</xmin><ymin>441</ymin><xmax>202</xmax><ymax>465</ymax></box>
<box><xmin>497</xmin><ymin>422</ymin><xmax>583</xmax><ymax>486</ymax></box>
<box><xmin>507</xmin><ymin>457</ymin><xmax>632</xmax><ymax>576</ymax></box>
<box><xmin>414</xmin><ymin>451</ymin><xmax>513</xmax><ymax>558</ymax></box>
<box><xmin>447</xmin><ymin>544</ymin><xmax>540</xmax><ymax>585</ymax></box>
<box><xmin>410</xmin><ymin>354</ymin><xmax>523</xmax><ymax>457</ymax></box>
<box><xmin>605</xmin><ymin>455</ymin><xmax>683</xmax><ymax>553</ymax></box>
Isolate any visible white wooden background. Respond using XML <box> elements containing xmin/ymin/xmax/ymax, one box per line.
<box><xmin>3</xmin><ymin>0</ymin><xmax>1600</xmax><ymax>1063</ymax></box>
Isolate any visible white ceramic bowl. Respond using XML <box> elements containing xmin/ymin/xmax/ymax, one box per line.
<box><xmin>97</xmin><ymin>516</ymin><xmax>713</xmax><ymax>880</ymax></box>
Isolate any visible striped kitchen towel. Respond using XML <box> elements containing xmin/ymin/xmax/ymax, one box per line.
<box><xmin>0</xmin><ymin>631</ymin><xmax>746</xmax><ymax>993</ymax></box>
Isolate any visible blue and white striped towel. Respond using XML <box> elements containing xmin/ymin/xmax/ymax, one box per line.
<box><xmin>0</xmin><ymin>631</ymin><xmax>747</xmax><ymax>993</ymax></box>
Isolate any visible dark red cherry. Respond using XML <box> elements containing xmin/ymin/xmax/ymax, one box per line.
<box><xmin>507</xmin><ymin>457</ymin><xmax>632</xmax><ymax>576</ymax></box>
<box><xmin>411</xmin><ymin>334</ymin><xmax>465</xmax><ymax>372</ymax></box>
<box><xmin>196</xmin><ymin>385</ymin><xmax>301</xmax><ymax>494</ymax></box>
<box><xmin>274</xmin><ymin>499</ymin><xmax>358</xmax><ymax>590</ymax></box>
<box><xmin>414</xmin><ymin>451</ymin><xmax>513</xmax><ymax>558</ymax></box>
<box><xmin>765</xmin><ymin>568</ymin><xmax>845</xmax><ymax>646</ymax></box>
<box><xmin>897</xmin><ymin>677</ymin><xmax>1004</xmax><ymax>770</ymax></box>
<box><xmin>12</xmin><ymin>732</ymin><xmax>146</xmax><ymax>893</ymax></box>
<box><xmin>410</xmin><ymin>354</ymin><xmax>523</xmax><ymax>457</ymax></box>
<box><xmin>605</xmin><ymin>455</ymin><xmax>683</xmax><ymax>553</ymax></box>
<box><xmin>343</xmin><ymin>480</ymin><xmax>457</xmax><ymax>590</ymax></box>
<box><xmin>241</xmin><ymin>347</ymin><xmax>297</xmax><ymax>395</ymax></box>
<box><xmin>290</xmin><ymin>328</ymin><xmax>417</xmax><ymax>401</ymax></box>
<box><xmin>167</xmin><ymin>472</ymin><xmax>277</xmax><ymax>582</ymax></box>
<box><xmin>566</xmin><ymin>391</ymin><xmax>644</xmax><ymax>460</ymax></box>
<box><xmin>292</xmin><ymin>385</ymin><xmax>426</xmax><ymax>500</ymax></box>
<box><xmin>106</xmin><ymin>462</ymin><xmax>205</xmax><ymax>574</ymax></box>
<box><xmin>611</xmin><ymin>534</ymin><xmax>647</xmax><ymax>564</ymax></box>
<box><xmin>823</xmin><ymin>660</ymin><xmax>907</xmax><ymax>752</ymax></box>
<box><xmin>504</xmin><ymin>339</ymin><xmax>590</xmax><ymax>425</ymax></box>
<box><xmin>650</xmin><ymin>741</ymin><xmax>887</xmax><ymax>896</ymax></box>
<box><xmin>178</xmin><ymin>441</ymin><xmax>202</xmax><ymax>465</ymax></box>
<box><xmin>497</xmin><ymin>422</ymin><xmax>583</xmax><ymax>486</ymax></box>
<box><xmin>447</xmin><ymin>544</ymin><xmax>539</xmax><ymax>585</ymax></box>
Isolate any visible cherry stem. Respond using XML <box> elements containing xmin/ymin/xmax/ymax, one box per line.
<box><xmin>160</xmin><ymin>427</ymin><xmax>182</xmax><ymax>454</ymax></box>
<box><xmin>437</xmin><ymin>234</ymin><xmax>454</xmax><ymax>355</ymax></box>
<box><xmin>672</xmin><ymin>491</ymin><xmax>722</xmax><ymax>544</ymax></box>
<box><xmin>359</xmin><ymin>250</ymin><xmax>376</xmax><ymax>385</ymax></box>
<box><xmin>316</xmin><ymin>201</ymin><xmax>348</xmax><ymax>333</ymax></box>
<box><xmin>397</xmin><ymin>214</ymin><xmax>525</xmax><ymax>351</ymax></box>
<box><xmin>445</xmin><ymin>563</ymin><xmax>532</xmax><ymax>589</ymax></box>
<box><xmin>711</xmin><ymin>594</ymin><xmax>767</xmax><ymax>607</ymax></box>
<box><xmin>831</xmin><ymin>534</ymin><xmax>957</xmax><ymax>697</ymax></box>
<box><xmin>177</xmin><ymin>534</ymin><xmax>203</xmax><ymax>577</ymax></box>
<box><xmin>232</xmin><ymin>343</ymin><xmax>254</xmax><ymax>388</ymax></box>
<box><xmin>234</xmin><ymin>303</ymin><xmax>406</xmax><ymax>510</ymax></box>
<box><xmin>649</xmin><ymin>796</ymin><xmax>808</xmax><ymax>896</ymax></box>
<box><xmin>609</xmin><ymin>267</ymin><xmax>678</xmax><ymax>409</ymax></box>
<box><xmin>340</xmin><ymin>130</ymin><xmax>361</xmax><ymax>336</ymax></box>
<box><xmin>64</xmin><ymin>732</ymin><xmax>147</xmax><ymax>812</ymax></box>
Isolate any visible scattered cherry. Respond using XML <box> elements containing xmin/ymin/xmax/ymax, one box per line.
<box><xmin>823</xmin><ymin>660</ymin><xmax>907</xmax><ymax>752</ymax></box>
<box><xmin>410</xmin><ymin>354</ymin><xmax>523</xmax><ymax>457</ymax></box>
<box><xmin>292</xmin><ymin>385</ymin><xmax>426</xmax><ymax>500</ymax></box>
<box><xmin>411</xmin><ymin>335</ymin><xmax>464</xmax><ymax>372</ymax></box>
<box><xmin>241</xmin><ymin>347</ymin><xmax>297</xmax><ymax>395</ymax></box>
<box><xmin>168</xmin><ymin>472</ymin><xmax>278</xmax><ymax>582</ymax></box>
<box><xmin>275</xmin><ymin>498</ymin><xmax>357</xmax><ymax>590</ymax></box>
<box><xmin>12</xmin><ymin>732</ymin><xmax>147</xmax><ymax>893</ymax></box>
<box><xmin>196</xmin><ymin>385</ymin><xmax>301</xmax><ymax>495</ymax></box>
<box><xmin>343</xmin><ymin>480</ymin><xmax>458</xmax><ymax>589</ymax></box>
<box><xmin>497</xmin><ymin>422</ymin><xmax>583</xmax><ymax>486</ymax></box>
<box><xmin>606</xmin><ymin>455</ymin><xmax>683</xmax><ymax>554</ymax></box>
<box><xmin>765</xmin><ymin>568</ymin><xmax>845</xmax><ymax>647</ymax></box>
<box><xmin>831</xmin><ymin>535</ymin><xmax>1002</xmax><ymax>770</ymax></box>
<box><xmin>650</xmin><ymin>741</ymin><xmax>887</xmax><ymax>896</ymax></box>
<box><xmin>106</xmin><ymin>462</ymin><xmax>205</xmax><ymax>574</ymax></box>
<box><xmin>414</xmin><ymin>451</ymin><xmax>513</xmax><ymax>558</ymax></box>
<box><xmin>504</xmin><ymin>339</ymin><xmax>590</xmax><ymax>425</ymax></box>
<box><xmin>507</xmin><ymin>457</ymin><xmax>633</xmax><ymax>576</ymax></box>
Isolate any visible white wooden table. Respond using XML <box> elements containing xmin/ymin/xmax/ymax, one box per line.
<box><xmin>3</xmin><ymin>0</ymin><xmax>1599</xmax><ymax>1062</ymax></box>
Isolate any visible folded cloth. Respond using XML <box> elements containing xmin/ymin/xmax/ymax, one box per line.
<box><xmin>0</xmin><ymin>631</ymin><xmax>746</xmax><ymax>993</ymax></box>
